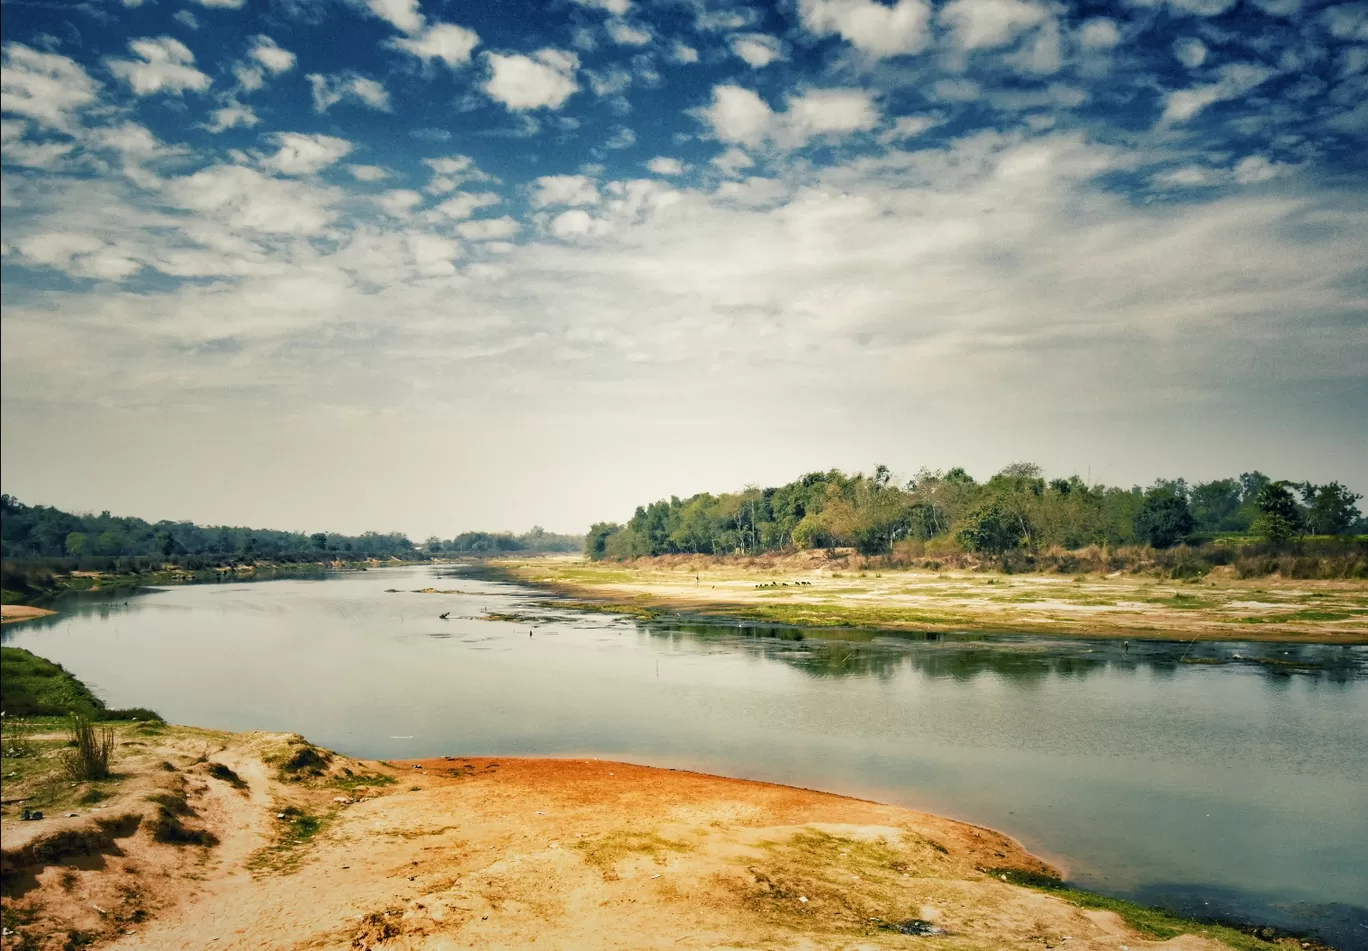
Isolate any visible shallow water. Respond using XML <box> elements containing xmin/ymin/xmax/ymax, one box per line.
<box><xmin>5</xmin><ymin>566</ymin><xmax>1366</xmax><ymax>948</ymax></box>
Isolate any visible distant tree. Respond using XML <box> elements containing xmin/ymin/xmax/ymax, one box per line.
<box><xmin>1135</xmin><ymin>483</ymin><xmax>1195</xmax><ymax>549</ymax></box>
<box><xmin>1300</xmin><ymin>482</ymin><xmax>1362</xmax><ymax>536</ymax></box>
<box><xmin>310</xmin><ymin>532</ymin><xmax>328</xmax><ymax>550</ymax></box>
<box><xmin>958</xmin><ymin>498</ymin><xmax>1030</xmax><ymax>554</ymax></box>
<box><xmin>1189</xmin><ymin>479</ymin><xmax>1244</xmax><ymax>533</ymax></box>
<box><xmin>65</xmin><ymin>532</ymin><xmax>89</xmax><ymax>557</ymax></box>
<box><xmin>154</xmin><ymin>531</ymin><xmax>175</xmax><ymax>558</ymax></box>
<box><xmin>585</xmin><ymin>522</ymin><xmax>622</xmax><ymax>560</ymax></box>
<box><xmin>1253</xmin><ymin>482</ymin><xmax>1303</xmax><ymax>544</ymax></box>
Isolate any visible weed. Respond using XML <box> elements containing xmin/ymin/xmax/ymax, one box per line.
<box><xmin>62</xmin><ymin>716</ymin><xmax>115</xmax><ymax>782</ymax></box>
<box><xmin>206</xmin><ymin>763</ymin><xmax>247</xmax><ymax>789</ymax></box>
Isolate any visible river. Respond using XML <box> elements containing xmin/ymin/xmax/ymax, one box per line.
<box><xmin>4</xmin><ymin>565</ymin><xmax>1365</xmax><ymax>948</ymax></box>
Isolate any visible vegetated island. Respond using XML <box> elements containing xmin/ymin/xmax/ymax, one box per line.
<box><xmin>0</xmin><ymin>649</ymin><xmax>1330</xmax><ymax>951</ymax></box>
<box><xmin>501</xmin><ymin>464</ymin><xmax>1367</xmax><ymax>643</ymax></box>
<box><xmin>0</xmin><ymin>493</ymin><xmax>582</xmax><ymax>608</ymax></box>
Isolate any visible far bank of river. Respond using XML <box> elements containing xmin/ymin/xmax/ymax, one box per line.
<box><xmin>3</xmin><ymin>565</ymin><xmax>1365</xmax><ymax>948</ymax></box>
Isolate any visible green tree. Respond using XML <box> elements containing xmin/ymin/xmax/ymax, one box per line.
<box><xmin>957</xmin><ymin>498</ymin><xmax>1030</xmax><ymax>554</ymax></box>
<box><xmin>1253</xmin><ymin>481</ymin><xmax>1303</xmax><ymax>544</ymax></box>
<box><xmin>65</xmin><ymin>532</ymin><xmax>89</xmax><ymax>557</ymax></box>
<box><xmin>1301</xmin><ymin>482</ymin><xmax>1362</xmax><ymax>536</ymax></box>
<box><xmin>1135</xmin><ymin>483</ymin><xmax>1195</xmax><ymax>549</ymax></box>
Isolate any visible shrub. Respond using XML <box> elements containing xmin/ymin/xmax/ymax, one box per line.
<box><xmin>63</xmin><ymin>715</ymin><xmax>115</xmax><ymax>782</ymax></box>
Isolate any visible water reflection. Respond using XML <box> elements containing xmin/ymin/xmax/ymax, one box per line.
<box><xmin>638</xmin><ymin>617</ymin><xmax>1368</xmax><ymax>686</ymax></box>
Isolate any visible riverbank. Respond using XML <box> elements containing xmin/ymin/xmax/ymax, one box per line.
<box><xmin>0</xmin><ymin>604</ymin><xmax>55</xmax><ymax>624</ymax></box>
<box><xmin>493</xmin><ymin>553</ymin><xmax>1368</xmax><ymax>643</ymax></box>
<box><xmin>1</xmin><ymin>718</ymin><xmax>1326</xmax><ymax>951</ymax></box>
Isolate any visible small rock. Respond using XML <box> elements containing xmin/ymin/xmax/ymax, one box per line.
<box><xmin>895</xmin><ymin>920</ymin><xmax>944</xmax><ymax>936</ymax></box>
<box><xmin>799</xmin><ymin>896</ymin><xmax>808</xmax><ymax>903</ymax></box>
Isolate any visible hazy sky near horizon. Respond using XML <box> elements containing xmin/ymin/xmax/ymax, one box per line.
<box><xmin>2</xmin><ymin>0</ymin><xmax>1366</xmax><ymax>537</ymax></box>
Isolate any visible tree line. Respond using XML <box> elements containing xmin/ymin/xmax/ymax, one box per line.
<box><xmin>586</xmin><ymin>465</ymin><xmax>1365</xmax><ymax>560</ymax></box>
<box><xmin>0</xmin><ymin>495</ymin><xmax>582</xmax><ymax>570</ymax></box>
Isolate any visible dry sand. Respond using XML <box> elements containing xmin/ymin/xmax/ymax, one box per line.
<box><xmin>0</xmin><ymin>605</ymin><xmax>56</xmax><ymax>624</ymax></box>
<box><xmin>1</xmin><ymin>726</ymin><xmax>1275</xmax><ymax>951</ymax></box>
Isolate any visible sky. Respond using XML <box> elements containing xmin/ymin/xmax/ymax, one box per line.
<box><xmin>1</xmin><ymin>0</ymin><xmax>1366</xmax><ymax>537</ymax></box>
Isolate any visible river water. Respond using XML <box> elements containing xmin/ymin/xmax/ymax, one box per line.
<box><xmin>4</xmin><ymin>566</ymin><xmax>1366</xmax><ymax>948</ymax></box>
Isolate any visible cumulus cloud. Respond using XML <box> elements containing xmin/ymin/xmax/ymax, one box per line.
<box><xmin>730</xmin><ymin>34</ymin><xmax>786</xmax><ymax>68</ymax></box>
<box><xmin>669</xmin><ymin>42</ymin><xmax>700</xmax><ymax>64</ymax></box>
<box><xmin>0</xmin><ymin>44</ymin><xmax>101</xmax><ymax>131</ymax></box>
<box><xmin>606</xmin><ymin>19</ymin><xmax>652</xmax><ymax>45</ymax></box>
<box><xmin>308</xmin><ymin>72</ymin><xmax>392</xmax><ymax>112</ymax></box>
<box><xmin>1322</xmin><ymin>3</ymin><xmax>1368</xmax><ymax>41</ymax></box>
<box><xmin>1173</xmin><ymin>37</ymin><xmax>1208</xmax><ymax>68</ymax></box>
<box><xmin>940</xmin><ymin>0</ymin><xmax>1049</xmax><ymax>51</ymax></box>
<box><xmin>1160</xmin><ymin>63</ymin><xmax>1276</xmax><ymax>123</ymax></box>
<box><xmin>799</xmin><ymin>0</ymin><xmax>932</xmax><ymax>58</ymax></box>
<box><xmin>167</xmin><ymin>164</ymin><xmax>341</xmax><ymax>235</ymax></box>
<box><xmin>646</xmin><ymin>156</ymin><xmax>685</xmax><ymax>175</ymax></box>
<box><xmin>391</xmin><ymin>22</ymin><xmax>481</xmax><ymax>68</ymax></box>
<box><xmin>375</xmin><ymin>189</ymin><xmax>423</xmax><ymax>216</ymax></box>
<box><xmin>532</xmin><ymin>174</ymin><xmax>599</xmax><ymax>207</ymax></box>
<box><xmin>695</xmin><ymin>85</ymin><xmax>880</xmax><ymax>149</ymax></box>
<box><xmin>429</xmin><ymin>191</ymin><xmax>500</xmax><ymax>219</ymax></box>
<box><xmin>456</xmin><ymin>216</ymin><xmax>521</xmax><ymax>240</ymax></box>
<box><xmin>361</xmin><ymin>0</ymin><xmax>423</xmax><ymax>34</ymax></box>
<box><xmin>205</xmin><ymin>102</ymin><xmax>259</xmax><ymax>132</ymax></box>
<box><xmin>192</xmin><ymin>0</ymin><xmax>246</xmax><ymax>8</ymax></box>
<box><xmin>1078</xmin><ymin>18</ymin><xmax>1121</xmax><ymax>49</ymax></box>
<box><xmin>14</xmin><ymin>232</ymin><xmax>141</xmax><ymax>281</ymax></box>
<box><xmin>175</xmin><ymin>11</ymin><xmax>201</xmax><ymax>29</ymax></box>
<box><xmin>259</xmin><ymin>132</ymin><xmax>353</xmax><ymax>175</ymax></box>
<box><xmin>348</xmin><ymin>164</ymin><xmax>390</xmax><ymax>181</ymax></box>
<box><xmin>571</xmin><ymin>0</ymin><xmax>630</xmax><ymax>13</ymax></box>
<box><xmin>107</xmin><ymin>37</ymin><xmax>211</xmax><ymax>96</ymax></box>
<box><xmin>483</xmin><ymin>49</ymin><xmax>579</xmax><ymax>110</ymax></box>
<box><xmin>249</xmin><ymin>36</ymin><xmax>297</xmax><ymax>74</ymax></box>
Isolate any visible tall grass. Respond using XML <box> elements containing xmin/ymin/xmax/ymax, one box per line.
<box><xmin>63</xmin><ymin>715</ymin><xmax>115</xmax><ymax>782</ymax></box>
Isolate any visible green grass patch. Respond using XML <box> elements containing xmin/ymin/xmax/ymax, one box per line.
<box><xmin>988</xmin><ymin>868</ymin><xmax>1326</xmax><ymax>950</ymax></box>
<box><xmin>249</xmin><ymin>805</ymin><xmax>331</xmax><ymax>874</ymax></box>
<box><xmin>330</xmin><ymin>767</ymin><xmax>397</xmax><ymax>792</ymax></box>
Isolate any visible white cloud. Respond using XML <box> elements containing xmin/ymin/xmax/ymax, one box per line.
<box><xmin>712</xmin><ymin>147</ymin><xmax>754</xmax><ymax>176</ymax></box>
<box><xmin>1160</xmin><ymin>63</ymin><xmax>1276</xmax><ymax>123</ymax></box>
<box><xmin>695</xmin><ymin>9</ymin><xmax>756</xmax><ymax>30</ymax></box>
<box><xmin>695</xmin><ymin>85</ymin><xmax>880</xmax><ymax>149</ymax></box>
<box><xmin>879</xmin><ymin>114</ymin><xmax>939</xmax><ymax>142</ymax></box>
<box><xmin>175</xmin><ymin>10</ymin><xmax>201</xmax><ymax>29</ymax></box>
<box><xmin>0</xmin><ymin>44</ymin><xmax>101</xmax><ymax>131</ymax></box>
<box><xmin>1078</xmin><ymin>18</ymin><xmax>1121</xmax><ymax>49</ymax></box>
<box><xmin>571</xmin><ymin>0</ymin><xmax>631</xmax><ymax>13</ymax></box>
<box><xmin>205</xmin><ymin>102</ymin><xmax>259</xmax><ymax>132</ymax></box>
<box><xmin>1233</xmin><ymin>154</ymin><xmax>1289</xmax><ymax>183</ymax></box>
<box><xmin>1163</xmin><ymin>0</ymin><xmax>1237</xmax><ymax>15</ymax></box>
<box><xmin>646</xmin><ymin>156</ymin><xmax>685</xmax><ymax>175</ymax></box>
<box><xmin>731</xmin><ymin>34</ymin><xmax>785</xmax><ymax>68</ymax></box>
<box><xmin>15</xmin><ymin>232</ymin><xmax>141</xmax><ymax>281</ymax></box>
<box><xmin>108</xmin><ymin>37</ymin><xmax>211</xmax><ymax>96</ymax></box>
<box><xmin>423</xmin><ymin>155</ymin><xmax>477</xmax><ymax>177</ymax></box>
<box><xmin>1173</xmin><ymin>37</ymin><xmax>1208</xmax><ymax>69</ymax></box>
<box><xmin>1323</xmin><ymin>3</ymin><xmax>1368</xmax><ymax>41</ymax></box>
<box><xmin>549</xmin><ymin>208</ymin><xmax>604</xmax><ymax>238</ymax></box>
<box><xmin>391</xmin><ymin>22</ymin><xmax>481</xmax><ymax>68</ymax></box>
<box><xmin>407</xmin><ymin>233</ymin><xmax>463</xmax><ymax>276</ymax></box>
<box><xmin>375</xmin><ymin>189</ymin><xmax>423</xmax><ymax>216</ymax></box>
<box><xmin>940</xmin><ymin>0</ymin><xmax>1049</xmax><ymax>51</ymax></box>
<box><xmin>799</xmin><ymin>0</ymin><xmax>932</xmax><ymax>59</ymax></box>
<box><xmin>430</xmin><ymin>191</ymin><xmax>500</xmax><ymax>219</ymax></box>
<box><xmin>783</xmin><ymin>89</ymin><xmax>880</xmax><ymax>143</ymax></box>
<box><xmin>192</xmin><ymin>0</ymin><xmax>246</xmax><ymax>8</ymax></box>
<box><xmin>1248</xmin><ymin>0</ymin><xmax>1300</xmax><ymax>15</ymax></box>
<box><xmin>249</xmin><ymin>36</ymin><xmax>297</xmax><ymax>74</ymax></box>
<box><xmin>0</xmin><ymin>121</ymin><xmax>74</xmax><ymax>168</ymax></box>
<box><xmin>587</xmin><ymin>66</ymin><xmax>632</xmax><ymax>97</ymax></box>
<box><xmin>532</xmin><ymin>174</ymin><xmax>599</xmax><ymax>208</ymax></box>
<box><xmin>604</xmin><ymin>126</ymin><xmax>636</xmax><ymax>149</ymax></box>
<box><xmin>669</xmin><ymin>42</ymin><xmax>700</xmax><ymax>64</ymax></box>
<box><xmin>695</xmin><ymin>85</ymin><xmax>774</xmax><ymax>147</ymax></box>
<box><xmin>457</xmin><ymin>216</ymin><xmax>521</xmax><ymax>240</ymax></box>
<box><xmin>167</xmin><ymin>164</ymin><xmax>341</xmax><ymax>235</ymax></box>
<box><xmin>483</xmin><ymin>49</ymin><xmax>578</xmax><ymax>110</ymax></box>
<box><xmin>348</xmin><ymin>164</ymin><xmax>390</xmax><ymax>181</ymax></box>
<box><xmin>259</xmin><ymin>132</ymin><xmax>353</xmax><ymax>175</ymax></box>
<box><xmin>234</xmin><ymin>64</ymin><xmax>265</xmax><ymax>91</ymax></box>
<box><xmin>362</xmin><ymin>0</ymin><xmax>424</xmax><ymax>34</ymax></box>
<box><xmin>606</xmin><ymin>19</ymin><xmax>652</xmax><ymax>46</ymax></box>
<box><xmin>308</xmin><ymin>73</ymin><xmax>392</xmax><ymax>112</ymax></box>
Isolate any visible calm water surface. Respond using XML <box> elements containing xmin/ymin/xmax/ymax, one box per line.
<box><xmin>5</xmin><ymin>566</ymin><xmax>1366</xmax><ymax>948</ymax></box>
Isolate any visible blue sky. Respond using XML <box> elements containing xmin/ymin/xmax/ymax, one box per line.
<box><xmin>1</xmin><ymin>0</ymin><xmax>1366</xmax><ymax>534</ymax></box>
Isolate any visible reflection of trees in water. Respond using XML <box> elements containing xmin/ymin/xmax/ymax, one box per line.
<box><xmin>638</xmin><ymin>620</ymin><xmax>1366</xmax><ymax>686</ymax></box>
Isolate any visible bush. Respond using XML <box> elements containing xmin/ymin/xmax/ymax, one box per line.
<box><xmin>63</xmin><ymin>715</ymin><xmax>115</xmax><ymax>782</ymax></box>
